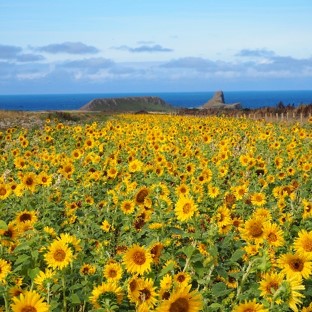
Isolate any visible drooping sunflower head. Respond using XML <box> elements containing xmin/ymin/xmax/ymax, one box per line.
<box><xmin>135</xmin><ymin>186</ymin><xmax>150</xmax><ymax>206</ymax></box>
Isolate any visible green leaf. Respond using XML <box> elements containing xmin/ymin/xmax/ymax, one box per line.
<box><xmin>28</xmin><ymin>267</ymin><xmax>40</xmax><ymax>279</ymax></box>
<box><xmin>13</xmin><ymin>243</ymin><xmax>30</xmax><ymax>252</ymax></box>
<box><xmin>0</xmin><ymin>220</ymin><xmax>8</xmax><ymax>230</ymax></box>
<box><xmin>211</xmin><ymin>282</ymin><xmax>231</xmax><ymax>297</ymax></box>
<box><xmin>209</xmin><ymin>303</ymin><xmax>223</xmax><ymax>310</ymax></box>
<box><xmin>15</xmin><ymin>254</ymin><xmax>30</xmax><ymax>265</ymax></box>
<box><xmin>181</xmin><ymin>245</ymin><xmax>195</xmax><ymax>258</ymax></box>
<box><xmin>229</xmin><ymin>249</ymin><xmax>245</xmax><ymax>263</ymax></box>
<box><xmin>159</xmin><ymin>262</ymin><xmax>175</xmax><ymax>277</ymax></box>
<box><xmin>70</xmin><ymin>293</ymin><xmax>81</xmax><ymax>304</ymax></box>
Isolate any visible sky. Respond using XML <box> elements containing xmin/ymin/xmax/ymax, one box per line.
<box><xmin>1</xmin><ymin>0</ymin><xmax>312</xmax><ymax>94</ymax></box>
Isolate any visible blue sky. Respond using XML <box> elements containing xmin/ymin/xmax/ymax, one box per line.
<box><xmin>1</xmin><ymin>0</ymin><xmax>312</xmax><ymax>94</ymax></box>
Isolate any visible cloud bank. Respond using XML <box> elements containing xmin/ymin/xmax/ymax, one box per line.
<box><xmin>36</xmin><ymin>42</ymin><xmax>100</xmax><ymax>54</ymax></box>
<box><xmin>1</xmin><ymin>44</ymin><xmax>312</xmax><ymax>93</ymax></box>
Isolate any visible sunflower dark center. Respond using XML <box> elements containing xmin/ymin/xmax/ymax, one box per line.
<box><xmin>250</xmin><ymin>222</ymin><xmax>263</xmax><ymax>238</ymax></box>
<box><xmin>290</xmin><ymin>259</ymin><xmax>304</xmax><ymax>271</ymax></box>
<box><xmin>20</xmin><ymin>213</ymin><xmax>32</xmax><ymax>222</ymax></box>
<box><xmin>54</xmin><ymin>249</ymin><xmax>66</xmax><ymax>262</ymax></box>
<box><xmin>182</xmin><ymin>203</ymin><xmax>191</xmax><ymax>214</ymax></box>
<box><xmin>140</xmin><ymin>288</ymin><xmax>151</xmax><ymax>301</ymax></box>
<box><xmin>133</xmin><ymin>251</ymin><xmax>146</xmax><ymax>265</ymax></box>
<box><xmin>136</xmin><ymin>189</ymin><xmax>148</xmax><ymax>204</ymax></box>
<box><xmin>268</xmin><ymin>233</ymin><xmax>277</xmax><ymax>242</ymax></box>
<box><xmin>177</xmin><ymin>275</ymin><xmax>186</xmax><ymax>282</ymax></box>
<box><xmin>303</xmin><ymin>239</ymin><xmax>312</xmax><ymax>252</ymax></box>
<box><xmin>21</xmin><ymin>306</ymin><xmax>37</xmax><ymax>312</ymax></box>
<box><xmin>0</xmin><ymin>187</ymin><xmax>7</xmax><ymax>196</ymax></box>
<box><xmin>25</xmin><ymin>177</ymin><xmax>33</xmax><ymax>186</ymax></box>
<box><xmin>129</xmin><ymin>280</ymin><xmax>137</xmax><ymax>292</ymax></box>
<box><xmin>169</xmin><ymin>297</ymin><xmax>189</xmax><ymax>312</ymax></box>
<box><xmin>108</xmin><ymin>269</ymin><xmax>117</xmax><ymax>278</ymax></box>
<box><xmin>3</xmin><ymin>229</ymin><xmax>13</xmax><ymax>237</ymax></box>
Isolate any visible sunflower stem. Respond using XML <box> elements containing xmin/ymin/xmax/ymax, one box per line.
<box><xmin>62</xmin><ymin>275</ymin><xmax>67</xmax><ymax>312</ymax></box>
<box><xmin>2</xmin><ymin>291</ymin><xmax>9</xmax><ymax>312</ymax></box>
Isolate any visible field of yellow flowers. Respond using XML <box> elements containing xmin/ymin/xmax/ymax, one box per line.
<box><xmin>0</xmin><ymin>114</ymin><xmax>311</xmax><ymax>312</ymax></box>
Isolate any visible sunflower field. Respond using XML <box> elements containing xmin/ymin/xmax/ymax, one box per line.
<box><xmin>0</xmin><ymin>114</ymin><xmax>311</xmax><ymax>312</ymax></box>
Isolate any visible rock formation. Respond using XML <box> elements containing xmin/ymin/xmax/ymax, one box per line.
<box><xmin>199</xmin><ymin>91</ymin><xmax>241</xmax><ymax>109</ymax></box>
<box><xmin>79</xmin><ymin>96</ymin><xmax>174</xmax><ymax>112</ymax></box>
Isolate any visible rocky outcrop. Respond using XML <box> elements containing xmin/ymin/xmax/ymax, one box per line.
<box><xmin>79</xmin><ymin>96</ymin><xmax>174</xmax><ymax>112</ymax></box>
<box><xmin>199</xmin><ymin>91</ymin><xmax>241</xmax><ymax>109</ymax></box>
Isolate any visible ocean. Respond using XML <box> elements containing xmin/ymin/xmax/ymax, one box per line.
<box><xmin>0</xmin><ymin>90</ymin><xmax>312</xmax><ymax>111</ymax></box>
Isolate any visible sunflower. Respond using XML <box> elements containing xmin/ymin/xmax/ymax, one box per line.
<box><xmin>250</xmin><ymin>192</ymin><xmax>266</xmax><ymax>207</ymax></box>
<box><xmin>11</xmin><ymin>290</ymin><xmax>50</xmax><ymax>312</ymax></box>
<box><xmin>44</xmin><ymin>239</ymin><xmax>73</xmax><ymax>270</ymax></box>
<box><xmin>100</xmin><ymin>219</ymin><xmax>111</xmax><ymax>232</ymax></box>
<box><xmin>239</xmin><ymin>217</ymin><xmax>265</xmax><ymax>243</ymax></box>
<box><xmin>278</xmin><ymin>252</ymin><xmax>312</xmax><ymax>280</ymax></box>
<box><xmin>259</xmin><ymin>271</ymin><xmax>284</xmax><ymax>301</ymax></box>
<box><xmin>207</xmin><ymin>184</ymin><xmax>220</xmax><ymax>198</ymax></box>
<box><xmin>130</xmin><ymin>278</ymin><xmax>158</xmax><ymax>309</ymax></box>
<box><xmin>283</xmin><ymin>275</ymin><xmax>305</xmax><ymax>312</ymax></box>
<box><xmin>79</xmin><ymin>263</ymin><xmax>96</xmax><ymax>276</ymax></box>
<box><xmin>15</xmin><ymin>210</ymin><xmax>37</xmax><ymax>226</ymax></box>
<box><xmin>34</xmin><ymin>269</ymin><xmax>57</xmax><ymax>292</ymax></box>
<box><xmin>21</xmin><ymin>172</ymin><xmax>38</xmax><ymax>193</ymax></box>
<box><xmin>123</xmin><ymin>244</ymin><xmax>152</xmax><ymax>275</ymax></box>
<box><xmin>156</xmin><ymin>284</ymin><xmax>203</xmax><ymax>312</ymax></box>
<box><xmin>0</xmin><ymin>221</ymin><xmax>19</xmax><ymax>246</ymax></box>
<box><xmin>57</xmin><ymin>233</ymin><xmax>82</xmax><ymax>252</ymax></box>
<box><xmin>263</xmin><ymin>222</ymin><xmax>285</xmax><ymax>248</ymax></box>
<box><xmin>129</xmin><ymin>159</ymin><xmax>143</xmax><ymax>173</ymax></box>
<box><xmin>103</xmin><ymin>262</ymin><xmax>123</xmax><ymax>281</ymax></box>
<box><xmin>175</xmin><ymin>196</ymin><xmax>197</xmax><ymax>222</ymax></box>
<box><xmin>233</xmin><ymin>299</ymin><xmax>268</xmax><ymax>312</ymax></box>
<box><xmin>213</xmin><ymin>205</ymin><xmax>232</xmax><ymax>228</ymax></box>
<box><xmin>150</xmin><ymin>242</ymin><xmax>164</xmax><ymax>264</ymax></box>
<box><xmin>120</xmin><ymin>199</ymin><xmax>135</xmax><ymax>214</ymax></box>
<box><xmin>232</xmin><ymin>184</ymin><xmax>248</xmax><ymax>200</ymax></box>
<box><xmin>135</xmin><ymin>186</ymin><xmax>150</xmax><ymax>206</ymax></box>
<box><xmin>175</xmin><ymin>183</ymin><xmax>190</xmax><ymax>197</ymax></box>
<box><xmin>37</xmin><ymin>171</ymin><xmax>52</xmax><ymax>186</ymax></box>
<box><xmin>0</xmin><ymin>183</ymin><xmax>11</xmax><ymax>200</ymax></box>
<box><xmin>160</xmin><ymin>274</ymin><xmax>173</xmax><ymax>291</ymax></box>
<box><xmin>89</xmin><ymin>282</ymin><xmax>123</xmax><ymax>309</ymax></box>
<box><xmin>302</xmin><ymin>302</ymin><xmax>312</xmax><ymax>312</ymax></box>
<box><xmin>0</xmin><ymin>258</ymin><xmax>11</xmax><ymax>284</ymax></box>
<box><xmin>294</xmin><ymin>229</ymin><xmax>312</xmax><ymax>255</ymax></box>
<box><xmin>174</xmin><ymin>272</ymin><xmax>192</xmax><ymax>288</ymax></box>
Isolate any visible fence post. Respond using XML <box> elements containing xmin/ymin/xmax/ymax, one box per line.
<box><xmin>300</xmin><ymin>113</ymin><xmax>303</xmax><ymax>122</ymax></box>
<box><xmin>276</xmin><ymin>113</ymin><xmax>279</xmax><ymax>121</ymax></box>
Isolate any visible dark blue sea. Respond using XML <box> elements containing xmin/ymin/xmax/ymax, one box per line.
<box><xmin>0</xmin><ymin>90</ymin><xmax>312</xmax><ymax>111</ymax></box>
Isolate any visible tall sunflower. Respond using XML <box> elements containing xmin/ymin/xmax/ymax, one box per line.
<box><xmin>0</xmin><ymin>258</ymin><xmax>11</xmax><ymax>284</ymax></box>
<box><xmin>239</xmin><ymin>217</ymin><xmax>265</xmax><ymax>243</ymax></box>
<box><xmin>103</xmin><ymin>262</ymin><xmax>123</xmax><ymax>282</ymax></box>
<box><xmin>89</xmin><ymin>282</ymin><xmax>123</xmax><ymax>309</ymax></box>
<box><xmin>294</xmin><ymin>229</ymin><xmax>312</xmax><ymax>255</ymax></box>
<box><xmin>278</xmin><ymin>252</ymin><xmax>312</xmax><ymax>280</ymax></box>
<box><xmin>11</xmin><ymin>290</ymin><xmax>50</xmax><ymax>312</ymax></box>
<box><xmin>156</xmin><ymin>284</ymin><xmax>203</xmax><ymax>312</ymax></box>
<box><xmin>44</xmin><ymin>239</ymin><xmax>73</xmax><ymax>270</ymax></box>
<box><xmin>21</xmin><ymin>172</ymin><xmax>38</xmax><ymax>193</ymax></box>
<box><xmin>175</xmin><ymin>196</ymin><xmax>198</xmax><ymax>222</ymax></box>
<box><xmin>259</xmin><ymin>271</ymin><xmax>284</xmax><ymax>301</ymax></box>
<box><xmin>123</xmin><ymin>244</ymin><xmax>152</xmax><ymax>275</ymax></box>
<box><xmin>233</xmin><ymin>299</ymin><xmax>268</xmax><ymax>312</ymax></box>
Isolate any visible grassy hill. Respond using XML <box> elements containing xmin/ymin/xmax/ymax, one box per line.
<box><xmin>79</xmin><ymin>96</ymin><xmax>175</xmax><ymax>112</ymax></box>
